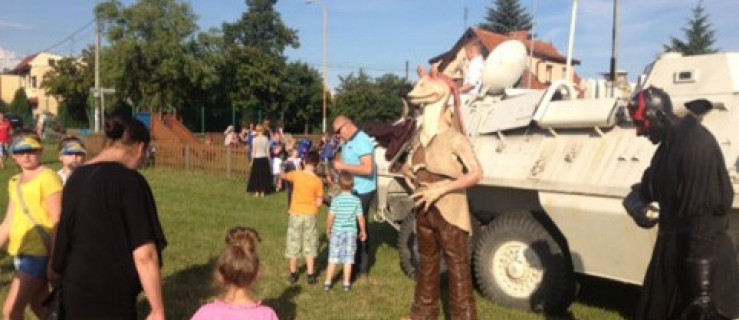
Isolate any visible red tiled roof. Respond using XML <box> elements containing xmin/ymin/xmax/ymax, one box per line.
<box><xmin>430</xmin><ymin>28</ymin><xmax>584</xmax><ymax>91</ymax></box>
<box><xmin>8</xmin><ymin>53</ymin><xmax>38</xmax><ymax>75</ymax></box>
<box><xmin>477</xmin><ymin>29</ymin><xmax>579</xmax><ymax>64</ymax></box>
<box><xmin>429</xmin><ymin>28</ymin><xmax>580</xmax><ymax>69</ymax></box>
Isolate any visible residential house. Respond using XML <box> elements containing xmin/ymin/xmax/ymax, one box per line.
<box><xmin>429</xmin><ymin>28</ymin><xmax>583</xmax><ymax>93</ymax></box>
<box><xmin>0</xmin><ymin>51</ymin><xmax>63</xmax><ymax>116</ymax></box>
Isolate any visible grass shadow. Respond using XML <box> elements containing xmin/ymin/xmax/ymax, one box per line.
<box><xmin>304</xmin><ymin>233</ymin><xmax>330</xmax><ymax>278</ymax></box>
<box><xmin>366</xmin><ymin>212</ymin><xmax>401</xmax><ymax>272</ymax></box>
<box><xmin>263</xmin><ymin>285</ymin><xmax>302</xmax><ymax>320</ymax></box>
<box><xmin>137</xmin><ymin>258</ymin><xmax>216</xmax><ymax>319</ymax></box>
<box><xmin>573</xmin><ymin>275</ymin><xmax>639</xmax><ymax>319</ymax></box>
<box><xmin>528</xmin><ymin>238</ymin><xmax>637</xmax><ymax>319</ymax></box>
<box><xmin>0</xmin><ymin>255</ymin><xmax>13</xmax><ymax>288</ymax></box>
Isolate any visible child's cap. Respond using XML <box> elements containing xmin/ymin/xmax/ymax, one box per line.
<box><xmin>10</xmin><ymin>136</ymin><xmax>42</xmax><ymax>154</ymax></box>
<box><xmin>60</xmin><ymin>141</ymin><xmax>87</xmax><ymax>155</ymax></box>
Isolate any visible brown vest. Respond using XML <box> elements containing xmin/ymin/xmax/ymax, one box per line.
<box><xmin>410</xmin><ymin>129</ymin><xmax>472</xmax><ymax>233</ymax></box>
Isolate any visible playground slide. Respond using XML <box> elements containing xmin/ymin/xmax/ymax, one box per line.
<box><xmin>149</xmin><ymin>113</ymin><xmax>202</xmax><ymax>145</ymax></box>
<box><xmin>150</xmin><ymin>114</ymin><xmax>180</xmax><ymax>143</ymax></box>
<box><xmin>162</xmin><ymin>114</ymin><xmax>202</xmax><ymax>145</ymax></box>
<box><xmin>151</xmin><ymin>113</ymin><xmax>228</xmax><ymax>164</ymax></box>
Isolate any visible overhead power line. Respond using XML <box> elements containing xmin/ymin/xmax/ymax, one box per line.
<box><xmin>40</xmin><ymin>20</ymin><xmax>95</xmax><ymax>54</ymax></box>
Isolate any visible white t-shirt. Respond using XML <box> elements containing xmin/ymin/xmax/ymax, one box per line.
<box><xmin>272</xmin><ymin>157</ymin><xmax>283</xmax><ymax>175</ymax></box>
<box><xmin>58</xmin><ymin>169</ymin><xmax>69</xmax><ymax>185</ymax></box>
<box><xmin>285</xmin><ymin>157</ymin><xmax>302</xmax><ymax>172</ymax></box>
<box><xmin>224</xmin><ymin>132</ymin><xmax>237</xmax><ymax>146</ymax></box>
<box><xmin>464</xmin><ymin>55</ymin><xmax>484</xmax><ymax>95</ymax></box>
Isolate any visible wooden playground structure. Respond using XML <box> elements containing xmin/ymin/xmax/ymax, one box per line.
<box><xmin>84</xmin><ymin>113</ymin><xmax>251</xmax><ymax>179</ymax></box>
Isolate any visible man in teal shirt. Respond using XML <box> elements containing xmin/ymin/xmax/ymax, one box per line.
<box><xmin>332</xmin><ymin>115</ymin><xmax>377</xmax><ymax>282</ymax></box>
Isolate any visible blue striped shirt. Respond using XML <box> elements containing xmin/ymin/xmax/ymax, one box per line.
<box><xmin>329</xmin><ymin>193</ymin><xmax>362</xmax><ymax>233</ymax></box>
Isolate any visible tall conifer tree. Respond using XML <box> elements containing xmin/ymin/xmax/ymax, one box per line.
<box><xmin>478</xmin><ymin>0</ymin><xmax>533</xmax><ymax>35</ymax></box>
<box><xmin>663</xmin><ymin>0</ymin><xmax>718</xmax><ymax>55</ymax></box>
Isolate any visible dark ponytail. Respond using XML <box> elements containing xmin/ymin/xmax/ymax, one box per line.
<box><xmin>104</xmin><ymin>116</ymin><xmax>150</xmax><ymax>147</ymax></box>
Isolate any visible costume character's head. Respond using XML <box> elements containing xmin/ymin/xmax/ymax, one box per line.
<box><xmin>627</xmin><ymin>86</ymin><xmax>674</xmax><ymax>144</ymax></box>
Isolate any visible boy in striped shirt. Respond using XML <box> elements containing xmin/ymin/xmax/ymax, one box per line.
<box><xmin>323</xmin><ymin>172</ymin><xmax>367</xmax><ymax>292</ymax></box>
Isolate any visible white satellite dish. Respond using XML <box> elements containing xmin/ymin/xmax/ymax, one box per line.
<box><xmin>481</xmin><ymin>39</ymin><xmax>528</xmax><ymax>95</ymax></box>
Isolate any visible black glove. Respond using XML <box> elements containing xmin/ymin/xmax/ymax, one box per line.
<box><xmin>622</xmin><ymin>189</ymin><xmax>658</xmax><ymax>228</ymax></box>
<box><xmin>680</xmin><ymin>258</ymin><xmax>718</xmax><ymax>320</ymax></box>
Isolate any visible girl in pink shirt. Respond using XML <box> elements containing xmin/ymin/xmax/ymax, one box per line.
<box><xmin>190</xmin><ymin>227</ymin><xmax>278</xmax><ymax>320</ymax></box>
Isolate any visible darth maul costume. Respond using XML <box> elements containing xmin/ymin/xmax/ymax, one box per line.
<box><xmin>624</xmin><ymin>87</ymin><xmax>739</xmax><ymax>320</ymax></box>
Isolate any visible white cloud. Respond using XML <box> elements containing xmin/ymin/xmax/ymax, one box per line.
<box><xmin>0</xmin><ymin>47</ymin><xmax>22</xmax><ymax>71</ymax></box>
<box><xmin>0</xmin><ymin>20</ymin><xmax>32</xmax><ymax>30</ymax></box>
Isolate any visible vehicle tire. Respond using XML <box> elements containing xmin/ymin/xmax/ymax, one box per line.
<box><xmin>473</xmin><ymin>211</ymin><xmax>575</xmax><ymax>314</ymax></box>
<box><xmin>397</xmin><ymin>212</ymin><xmax>449</xmax><ymax>278</ymax></box>
<box><xmin>398</xmin><ymin>212</ymin><xmax>421</xmax><ymax>278</ymax></box>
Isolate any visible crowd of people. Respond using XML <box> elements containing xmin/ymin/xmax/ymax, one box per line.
<box><xmin>0</xmin><ymin>113</ymin><xmax>378</xmax><ymax>319</ymax></box>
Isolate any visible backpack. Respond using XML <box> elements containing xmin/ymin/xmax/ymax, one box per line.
<box><xmin>297</xmin><ymin>139</ymin><xmax>312</xmax><ymax>159</ymax></box>
<box><xmin>321</xmin><ymin>138</ymin><xmax>340</xmax><ymax>161</ymax></box>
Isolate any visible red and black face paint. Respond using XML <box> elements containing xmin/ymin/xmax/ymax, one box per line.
<box><xmin>628</xmin><ymin>91</ymin><xmax>651</xmax><ymax>136</ymax></box>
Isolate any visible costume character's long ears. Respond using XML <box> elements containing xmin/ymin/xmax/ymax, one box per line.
<box><xmin>430</xmin><ymin>67</ymin><xmax>465</xmax><ymax>135</ymax></box>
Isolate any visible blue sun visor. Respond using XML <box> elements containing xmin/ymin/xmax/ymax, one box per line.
<box><xmin>60</xmin><ymin>141</ymin><xmax>86</xmax><ymax>155</ymax></box>
<box><xmin>10</xmin><ymin>137</ymin><xmax>42</xmax><ymax>153</ymax></box>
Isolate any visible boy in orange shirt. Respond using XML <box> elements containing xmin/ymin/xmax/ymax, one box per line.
<box><xmin>280</xmin><ymin>150</ymin><xmax>324</xmax><ymax>284</ymax></box>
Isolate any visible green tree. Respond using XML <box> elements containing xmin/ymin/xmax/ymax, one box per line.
<box><xmin>333</xmin><ymin>71</ymin><xmax>407</xmax><ymax>125</ymax></box>
<box><xmin>220</xmin><ymin>0</ymin><xmax>300</xmax><ymax>124</ymax></box>
<box><xmin>179</xmin><ymin>29</ymin><xmax>229</xmax><ymax>130</ymax></box>
<box><xmin>8</xmin><ymin>88</ymin><xmax>32</xmax><ymax>125</ymax></box>
<box><xmin>222</xmin><ymin>0</ymin><xmax>299</xmax><ymax>57</ymax></box>
<box><xmin>479</xmin><ymin>0</ymin><xmax>533</xmax><ymax>35</ymax></box>
<box><xmin>95</xmin><ymin>0</ymin><xmax>203</xmax><ymax>112</ymax></box>
<box><xmin>663</xmin><ymin>0</ymin><xmax>718</xmax><ymax>55</ymax></box>
<box><xmin>42</xmin><ymin>47</ymin><xmax>95</xmax><ymax>127</ymax></box>
<box><xmin>0</xmin><ymin>99</ymin><xmax>6</xmax><ymax>113</ymax></box>
<box><xmin>281</xmin><ymin>61</ymin><xmax>323</xmax><ymax>133</ymax></box>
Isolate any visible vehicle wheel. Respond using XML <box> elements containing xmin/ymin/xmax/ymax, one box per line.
<box><xmin>473</xmin><ymin>211</ymin><xmax>575</xmax><ymax>314</ymax></box>
<box><xmin>397</xmin><ymin>212</ymin><xmax>449</xmax><ymax>278</ymax></box>
<box><xmin>398</xmin><ymin>212</ymin><xmax>421</xmax><ymax>278</ymax></box>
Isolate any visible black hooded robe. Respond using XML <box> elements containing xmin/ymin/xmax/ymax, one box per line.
<box><xmin>636</xmin><ymin>115</ymin><xmax>739</xmax><ymax>319</ymax></box>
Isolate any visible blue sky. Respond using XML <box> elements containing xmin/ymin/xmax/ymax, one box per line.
<box><xmin>1</xmin><ymin>0</ymin><xmax>737</xmax><ymax>87</ymax></box>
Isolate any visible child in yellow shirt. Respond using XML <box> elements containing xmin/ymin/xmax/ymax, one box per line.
<box><xmin>0</xmin><ymin>130</ymin><xmax>63</xmax><ymax>319</ymax></box>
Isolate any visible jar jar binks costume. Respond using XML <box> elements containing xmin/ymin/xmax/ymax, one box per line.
<box><xmin>403</xmin><ymin>69</ymin><xmax>482</xmax><ymax>320</ymax></box>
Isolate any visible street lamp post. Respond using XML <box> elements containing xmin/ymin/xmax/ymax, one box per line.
<box><xmin>306</xmin><ymin>0</ymin><xmax>328</xmax><ymax>133</ymax></box>
<box><xmin>564</xmin><ymin>0</ymin><xmax>579</xmax><ymax>84</ymax></box>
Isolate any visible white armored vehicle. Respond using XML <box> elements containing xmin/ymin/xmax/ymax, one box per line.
<box><xmin>375</xmin><ymin>43</ymin><xmax>739</xmax><ymax>313</ymax></box>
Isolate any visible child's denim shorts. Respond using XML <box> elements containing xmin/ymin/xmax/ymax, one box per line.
<box><xmin>328</xmin><ymin>231</ymin><xmax>358</xmax><ymax>264</ymax></box>
<box><xmin>14</xmin><ymin>255</ymin><xmax>48</xmax><ymax>279</ymax></box>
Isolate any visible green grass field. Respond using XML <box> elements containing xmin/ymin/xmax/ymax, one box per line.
<box><xmin>0</xmin><ymin>147</ymin><xmax>641</xmax><ymax>319</ymax></box>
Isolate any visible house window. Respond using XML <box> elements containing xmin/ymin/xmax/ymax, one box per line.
<box><xmin>31</xmin><ymin>76</ymin><xmax>37</xmax><ymax>88</ymax></box>
<box><xmin>49</xmin><ymin>59</ymin><xmax>56</xmax><ymax>67</ymax></box>
<box><xmin>546</xmin><ymin>65</ymin><xmax>553</xmax><ymax>83</ymax></box>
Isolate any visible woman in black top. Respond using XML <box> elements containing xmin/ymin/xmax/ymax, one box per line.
<box><xmin>51</xmin><ymin>116</ymin><xmax>167</xmax><ymax>320</ymax></box>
